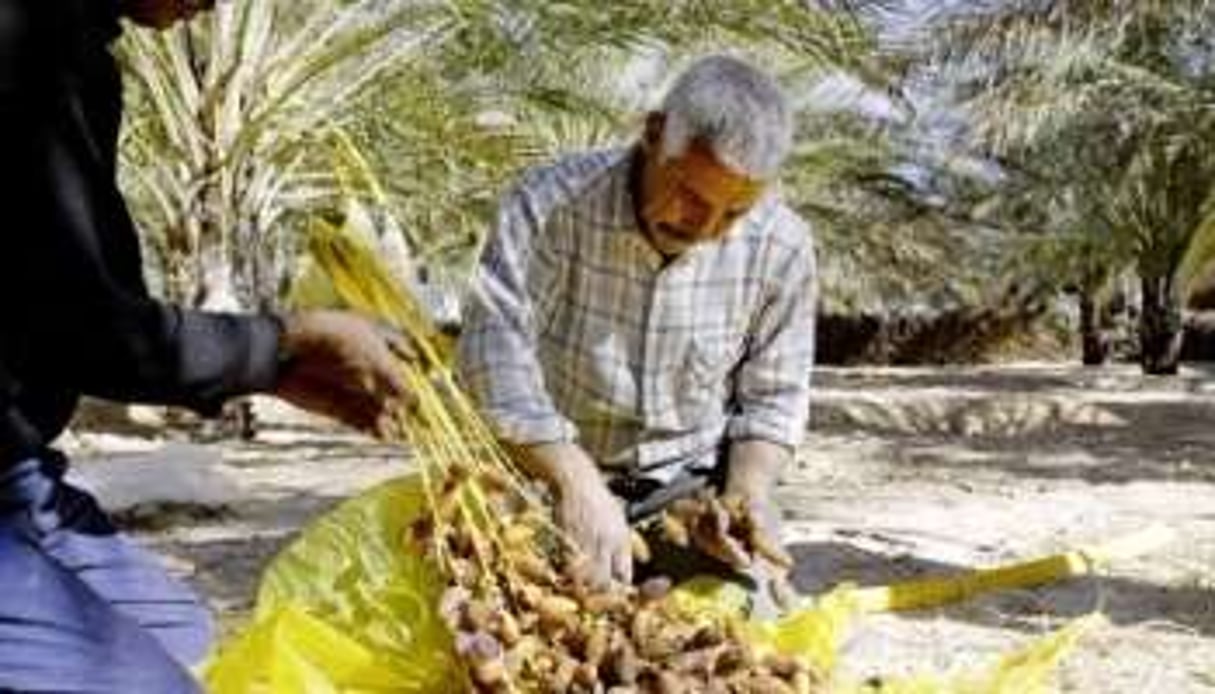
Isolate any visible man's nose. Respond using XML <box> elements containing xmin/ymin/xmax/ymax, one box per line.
<box><xmin>684</xmin><ymin>207</ymin><xmax>729</xmax><ymax>239</ymax></box>
<box><xmin>677</xmin><ymin>197</ymin><xmax>714</xmax><ymax>234</ymax></box>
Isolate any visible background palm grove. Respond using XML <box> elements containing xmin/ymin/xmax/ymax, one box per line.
<box><xmin>115</xmin><ymin>0</ymin><xmax>1215</xmax><ymax>372</ymax></box>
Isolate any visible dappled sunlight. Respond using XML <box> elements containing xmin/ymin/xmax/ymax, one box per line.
<box><xmin>778</xmin><ymin>362</ymin><xmax>1215</xmax><ymax>691</ymax></box>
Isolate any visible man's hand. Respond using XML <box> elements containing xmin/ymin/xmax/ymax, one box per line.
<box><xmin>271</xmin><ymin>310</ymin><xmax>415</xmax><ymax>434</ymax></box>
<box><xmin>556</xmin><ymin>466</ymin><xmax>633</xmax><ymax>588</ymax></box>
<box><xmin>663</xmin><ymin>491</ymin><xmax>792</xmax><ymax>571</ymax></box>
<box><xmin>120</xmin><ymin>0</ymin><xmax>218</xmax><ymax>30</ymax></box>
<box><xmin>724</xmin><ymin>439</ymin><xmax>796</xmax><ymax>610</ymax></box>
<box><xmin>726</xmin><ymin>492</ymin><xmax>798</xmax><ymax>614</ymax></box>
<box><xmin>514</xmin><ymin>442</ymin><xmax>632</xmax><ymax>588</ymax></box>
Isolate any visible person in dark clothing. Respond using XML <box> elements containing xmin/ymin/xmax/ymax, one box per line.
<box><xmin>0</xmin><ymin>1</ymin><xmax>415</xmax><ymax>690</ymax></box>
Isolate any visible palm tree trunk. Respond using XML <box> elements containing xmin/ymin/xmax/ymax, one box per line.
<box><xmin>193</xmin><ymin>243</ymin><xmax>241</xmax><ymax>311</ymax></box>
<box><xmin>1139</xmin><ymin>273</ymin><xmax>1182</xmax><ymax>375</ymax></box>
<box><xmin>1079</xmin><ymin>288</ymin><xmax>1109</xmax><ymax>366</ymax></box>
<box><xmin>190</xmin><ymin>172</ymin><xmax>243</xmax><ymax>311</ymax></box>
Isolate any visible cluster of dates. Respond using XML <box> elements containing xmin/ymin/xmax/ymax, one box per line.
<box><xmin>417</xmin><ymin>468</ymin><xmax>820</xmax><ymax>694</ymax></box>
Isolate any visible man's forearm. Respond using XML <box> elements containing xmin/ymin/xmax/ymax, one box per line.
<box><xmin>511</xmin><ymin>441</ymin><xmax>602</xmax><ymax>497</ymax></box>
<box><xmin>725</xmin><ymin>439</ymin><xmax>791</xmax><ymax>499</ymax></box>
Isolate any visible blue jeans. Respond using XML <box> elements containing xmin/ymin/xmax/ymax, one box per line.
<box><xmin>0</xmin><ymin>453</ymin><xmax>210</xmax><ymax>693</ymax></box>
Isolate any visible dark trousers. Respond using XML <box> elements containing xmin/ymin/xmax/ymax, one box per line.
<box><xmin>0</xmin><ymin>453</ymin><xmax>209</xmax><ymax>693</ymax></box>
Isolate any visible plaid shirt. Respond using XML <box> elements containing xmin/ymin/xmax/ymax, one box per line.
<box><xmin>457</xmin><ymin>148</ymin><xmax>817</xmax><ymax>483</ymax></box>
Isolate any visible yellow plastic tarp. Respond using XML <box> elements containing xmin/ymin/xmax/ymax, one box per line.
<box><xmin>204</xmin><ymin>477</ymin><xmax>460</xmax><ymax>693</ymax></box>
<box><xmin>204</xmin><ymin>475</ymin><xmax>1093</xmax><ymax>693</ymax></box>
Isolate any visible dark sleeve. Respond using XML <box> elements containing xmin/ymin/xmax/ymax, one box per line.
<box><xmin>0</xmin><ymin>0</ymin><xmax>281</xmax><ymax>415</ymax></box>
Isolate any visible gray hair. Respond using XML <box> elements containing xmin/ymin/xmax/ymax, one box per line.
<box><xmin>659</xmin><ymin>55</ymin><xmax>794</xmax><ymax>179</ymax></box>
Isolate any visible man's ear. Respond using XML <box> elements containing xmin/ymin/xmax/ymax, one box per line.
<box><xmin>642</xmin><ymin>112</ymin><xmax>666</xmax><ymax>151</ymax></box>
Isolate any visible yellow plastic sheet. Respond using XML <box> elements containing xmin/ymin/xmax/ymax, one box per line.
<box><xmin>204</xmin><ymin>475</ymin><xmax>1094</xmax><ymax>693</ymax></box>
<box><xmin>205</xmin><ymin>477</ymin><xmax>461</xmax><ymax>693</ymax></box>
<box><xmin>844</xmin><ymin>615</ymin><xmax>1100</xmax><ymax>694</ymax></box>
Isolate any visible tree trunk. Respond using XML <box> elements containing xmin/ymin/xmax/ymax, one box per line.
<box><xmin>193</xmin><ymin>242</ymin><xmax>241</xmax><ymax>311</ymax></box>
<box><xmin>1139</xmin><ymin>273</ymin><xmax>1182</xmax><ymax>375</ymax></box>
<box><xmin>190</xmin><ymin>175</ymin><xmax>243</xmax><ymax>311</ymax></box>
<box><xmin>1078</xmin><ymin>288</ymin><xmax>1109</xmax><ymax>366</ymax></box>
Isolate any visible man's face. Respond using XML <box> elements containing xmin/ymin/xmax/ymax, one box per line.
<box><xmin>638</xmin><ymin>115</ymin><xmax>766</xmax><ymax>257</ymax></box>
<box><xmin>120</xmin><ymin>0</ymin><xmax>216</xmax><ymax>30</ymax></box>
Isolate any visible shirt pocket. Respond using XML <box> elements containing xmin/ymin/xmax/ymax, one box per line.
<box><xmin>583</xmin><ymin>328</ymin><xmax>635</xmax><ymax>416</ymax></box>
<box><xmin>679</xmin><ymin>329</ymin><xmax>745</xmax><ymax>420</ymax></box>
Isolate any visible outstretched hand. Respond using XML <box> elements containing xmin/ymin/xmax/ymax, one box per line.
<box><xmin>272</xmin><ymin>310</ymin><xmax>417</xmax><ymax>434</ymax></box>
<box><xmin>665</xmin><ymin>492</ymin><xmax>793</xmax><ymax>572</ymax></box>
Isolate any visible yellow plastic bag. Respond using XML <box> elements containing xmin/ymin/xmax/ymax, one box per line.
<box><xmin>203</xmin><ymin>605</ymin><xmax>409</xmax><ymax>694</ymax></box>
<box><xmin>841</xmin><ymin>615</ymin><xmax>1100</xmax><ymax>694</ymax></box>
<box><xmin>204</xmin><ymin>476</ymin><xmax>462</xmax><ymax>693</ymax></box>
<box><xmin>204</xmin><ymin>474</ymin><xmax>1092</xmax><ymax>693</ymax></box>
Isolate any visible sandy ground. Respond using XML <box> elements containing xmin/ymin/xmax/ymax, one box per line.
<box><xmin>61</xmin><ymin>363</ymin><xmax>1215</xmax><ymax>692</ymax></box>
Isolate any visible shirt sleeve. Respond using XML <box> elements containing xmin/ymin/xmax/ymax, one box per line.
<box><xmin>0</xmin><ymin>0</ymin><xmax>281</xmax><ymax>416</ymax></box>
<box><xmin>726</xmin><ymin>222</ymin><xmax>818</xmax><ymax>448</ymax></box>
<box><xmin>456</xmin><ymin>183</ymin><xmax>578</xmax><ymax>445</ymax></box>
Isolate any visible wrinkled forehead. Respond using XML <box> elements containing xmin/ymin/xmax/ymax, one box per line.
<box><xmin>672</xmin><ymin>139</ymin><xmax>766</xmax><ymax>205</ymax></box>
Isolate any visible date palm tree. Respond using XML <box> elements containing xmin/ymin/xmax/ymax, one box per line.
<box><xmin>120</xmin><ymin>0</ymin><xmax>892</xmax><ymax>312</ymax></box>
<box><xmin>911</xmin><ymin>0</ymin><xmax>1215</xmax><ymax>373</ymax></box>
<box><xmin>118</xmin><ymin>0</ymin><xmax>455</xmax><ymax>309</ymax></box>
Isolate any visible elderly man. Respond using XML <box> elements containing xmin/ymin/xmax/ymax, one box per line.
<box><xmin>0</xmin><ymin>1</ymin><xmax>414</xmax><ymax>691</ymax></box>
<box><xmin>459</xmin><ymin>55</ymin><xmax>816</xmax><ymax>612</ymax></box>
